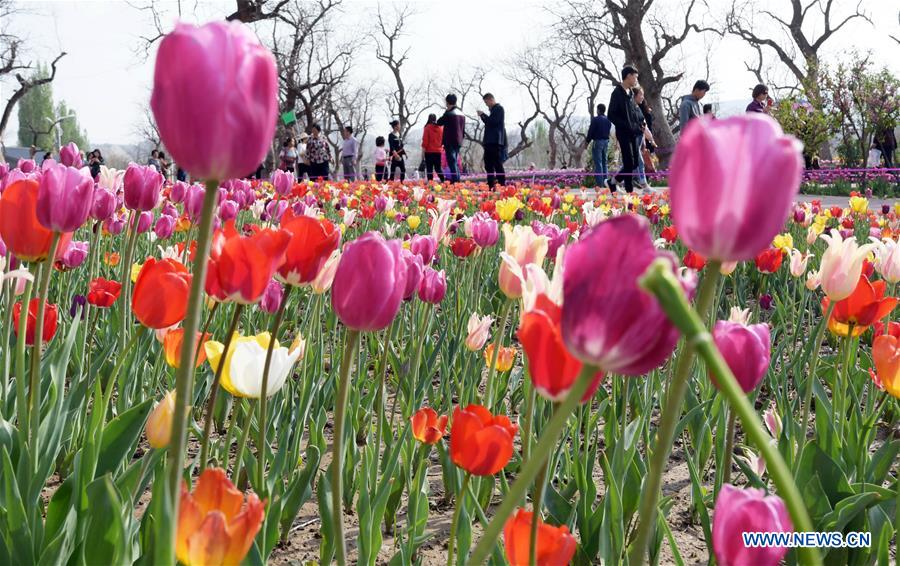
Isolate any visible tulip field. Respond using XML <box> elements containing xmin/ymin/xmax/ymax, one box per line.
<box><xmin>0</xmin><ymin>19</ymin><xmax>899</xmax><ymax>566</ymax></box>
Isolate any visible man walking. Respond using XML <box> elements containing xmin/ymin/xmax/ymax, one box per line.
<box><xmin>587</xmin><ymin>103</ymin><xmax>612</xmax><ymax>186</ymax></box>
<box><xmin>477</xmin><ymin>93</ymin><xmax>506</xmax><ymax>189</ymax></box>
<box><xmin>388</xmin><ymin>120</ymin><xmax>406</xmax><ymax>181</ymax></box>
<box><xmin>437</xmin><ymin>93</ymin><xmax>466</xmax><ymax>182</ymax></box>
<box><xmin>607</xmin><ymin>65</ymin><xmax>643</xmax><ymax>193</ymax></box>
<box><xmin>340</xmin><ymin>126</ymin><xmax>359</xmax><ymax>181</ymax></box>
<box><xmin>678</xmin><ymin>80</ymin><xmax>710</xmax><ymax>130</ymax></box>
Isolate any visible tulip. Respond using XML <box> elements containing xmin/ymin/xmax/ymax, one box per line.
<box><xmin>17</xmin><ymin>158</ymin><xmax>35</xmax><ymax>173</ymax></box>
<box><xmin>151</xmin><ymin>21</ymin><xmax>278</xmax><ymax>181</ymax></box>
<box><xmin>59</xmin><ymin>142</ymin><xmax>82</xmax><ymax>168</ymax></box>
<box><xmin>218</xmin><ymin>199</ymin><xmax>239</xmax><ymax>222</ymax></box>
<box><xmin>712</xmin><ymin>485</ymin><xmax>791</xmax><ymax>566</ymax></box>
<box><xmin>276</xmin><ymin>214</ymin><xmax>341</xmax><ymax>287</ymax></box>
<box><xmin>754</xmin><ymin>248</ymin><xmax>783</xmax><ymax>274</ymax></box>
<box><xmin>401</xmin><ymin>248</ymin><xmax>424</xmax><ymax>300</ymax></box>
<box><xmin>531</xmin><ymin>221</ymin><xmax>569</xmax><ymax>259</ymax></box>
<box><xmin>470</xmin><ymin>213</ymin><xmax>499</xmax><ymax>247</ymax></box>
<box><xmin>163</xmin><ymin>329</ymin><xmax>211</xmax><ymax>369</ymax></box>
<box><xmin>132</xmin><ymin>258</ymin><xmax>192</xmax><ymax>329</ymax></box>
<box><xmin>759</xmin><ymin>293</ymin><xmax>773</xmax><ymax>310</ymax></box>
<box><xmin>711</xmin><ymin>320</ymin><xmax>771</xmax><ymax>393</ymax></box>
<box><xmin>872</xmin><ymin>334</ymin><xmax>900</xmax><ymax>398</ymax></box>
<box><xmin>872</xmin><ymin>238</ymin><xmax>900</xmax><ymax>284</ymax></box>
<box><xmin>450</xmin><ymin>236</ymin><xmax>477</xmax><ymax>258</ymax></box>
<box><xmin>13</xmin><ymin>298</ymin><xmax>58</xmax><ymax>346</ymax></box>
<box><xmin>170</xmin><ymin>180</ymin><xmax>188</xmax><ymax>203</ymax></box>
<box><xmin>208</xmin><ymin>334</ymin><xmax>303</xmax><ymax>398</ymax></box>
<box><xmin>154</xmin><ymin>214</ymin><xmax>176</xmax><ymax>239</ymax></box>
<box><xmin>0</xmin><ymin>180</ymin><xmax>72</xmax><ymax>262</ymax></box>
<box><xmin>331</xmin><ymin>232</ymin><xmax>407</xmax><ymax>331</ymax></box>
<box><xmin>418</xmin><ymin>267</ymin><xmax>446</xmax><ymax>304</ymax></box>
<box><xmin>184</xmin><ymin>184</ymin><xmax>206</xmax><ymax>220</ymax></box>
<box><xmin>561</xmin><ymin>215</ymin><xmax>690</xmax><ymax>375</ymax></box>
<box><xmin>450</xmin><ymin>404</ymin><xmax>517</xmax><ymax>476</ymax></box>
<box><xmin>683</xmin><ymin>249</ymin><xmax>706</xmax><ymax>270</ymax></box>
<box><xmin>265</xmin><ymin>199</ymin><xmax>288</xmax><ymax>223</ymax></box>
<box><xmin>410</xmin><ymin>407</ymin><xmax>448</xmax><ymax>445</ymax></box>
<box><xmin>311</xmin><ymin>249</ymin><xmax>341</xmax><ymax>294</ymax></box>
<box><xmin>410</xmin><ymin>234</ymin><xmax>437</xmax><ymax>265</ymax></box>
<box><xmin>503</xmin><ymin>508</ymin><xmax>577</xmax><ymax>566</ymax></box>
<box><xmin>465</xmin><ymin>312</ymin><xmax>493</xmax><ymax>351</ymax></box>
<box><xmin>205</xmin><ymin>223</ymin><xmax>290</xmax><ymax>304</ymax></box>
<box><xmin>763</xmin><ymin>401</ymin><xmax>782</xmax><ymax>439</ymax></box>
<box><xmin>136</xmin><ymin>211</ymin><xmax>154</xmax><ymax>233</ymax></box>
<box><xmin>176</xmin><ymin>468</ymin><xmax>265</xmax><ymax>566</ymax></box>
<box><xmin>669</xmin><ymin>114</ymin><xmax>802</xmax><ymax>262</ymax></box>
<box><xmin>788</xmin><ymin>248</ymin><xmax>810</xmax><ymax>278</ymax></box>
<box><xmin>271</xmin><ymin>169</ymin><xmax>294</xmax><ymax>196</ymax></box>
<box><xmin>146</xmin><ymin>390</ymin><xmax>176</xmax><ymax>448</ymax></box>
<box><xmin>104</xmin><ymin>214</ymin><xmax>126</xmax><ymax>236</ymax></box>
<box><xmin>407</xmin><ymin>214</ymin><xmax>421</xmax><ymax>230</ymax></box>
<box><xmin>484</xmin><ymin>343</ymin><xmax>516</xmax><ymax>372</ymax></box>
<box><xmin>819</xmin><ymin>230</ymin><xmax>877</xmax><ymax>301</ymax></box>
<box><xmin>499</xmin><ymin>224</ymin><xmax>549</xmax><ymax>299</ymax></box>
<box><xmin>37</xmin><ymin>162</ymin><xmax>94</xmax><ymax>233</ymax></box>
<box><xmin>90</xmin><ymin>186</ymin><xmax>117</xmax><ymax>221</ymax></box>
<box><xmin>259</xmin><ymin>279</ymin><xmax>284</xmax><ymax>313</ymax></box>
<box><xmin>123</xmin><ymin>164</ymin><xmax>163</xmax><ymax>211</ymax></box>
<box><xmin>822</xmin><ymin>275</ymin><xmax>897</xmax><ymax>337</ymax></box>
<box><xmin>58</xmin><ymin>240</ymin><xmax>89</xmax><ymax>269</ymax></box>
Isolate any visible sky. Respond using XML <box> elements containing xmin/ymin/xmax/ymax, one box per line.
<box><xmin>1</xmin><ymin>0</ymin><xmax>898</xmax><ymax>147</ymax></box>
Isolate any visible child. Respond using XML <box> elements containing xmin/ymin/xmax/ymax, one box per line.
<box><xmin>373</xmin><ymin>136</ymin><xmax>387</xmax><ymax>181</ymax></box>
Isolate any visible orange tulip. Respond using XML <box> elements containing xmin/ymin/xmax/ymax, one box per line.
<box><xmin>822</xmin><ymin>275</ymin><xmax>898</xmax><ymax>337</ymax></box>
<box><xmin>205</xmin><ymin>221</ymin><xmax>290</xmax><ymax>303</ymax></box>
<box><xmin>132</xmin><ymin>258</ymin><xmax>192</xmax><ymax>329</ymax></box>
<box><xmin>410</xmin><ymin>407</ymin><xmax>448</xmax><ymax>445</ymax></box>
<box><xmin>450</xmin><ymin>404</ymin><xmax>517</xmax><ymax>476</ymax></box>
<box><xmin>503</xmin><ymin>508</ymin><xmax>577</xmax><ymax>566</ymax></box>
<box><xmin>484</xmin><ymin>343</ymin><xmax>516</xmax><ymax>372</ymax></box>
<box><xmin>163</xmin><ymin>328</ymin><xmax>211</xmax><ymax>368</ymax></box>
<box><xmin>146</xmin><ymin>390</ymin><xmax>175</xmax><ymax>448</ymax></box>
<box><xmin>872</xmin><ymin>335</ymin><xmax>900</xmax><ymax>398</ymax></box>
<box><xmin>176</xmin><ymin>468</ymin><xmax>265</xmax><ymax>566</ymax></box>
<box><xmin>0</xmin><ymin>179</ymin><xmax>72</xmax><ymax>262</ymax></box>
<box><xmin>104</xmin><ymin>252</ymin><xmax>121</xmax><ymax>266</ymax></box>
<box><xmin>276</xmin><ymin>212</ymin><xmax>341</xmax><ymax>286</ymax></box>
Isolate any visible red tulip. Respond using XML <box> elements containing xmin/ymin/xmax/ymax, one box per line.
<box><xmin>276</xmin><ymin>213</ymin><xmax>341</xmax><ymax>287</ymax></box>
<box><xmin>13</xmin><ymin>298</ymin><xmax>58</xmax><ymax>346</ymax></box>
<box><xmin>87</xmin><ymin>277</ymin><xmax>122</xmax><ymax>308</ymax></box>
<box><xmin>503</xmin><ymin>508</ymin><xmax>577</xmax><ymax>566</ymax></box>
<box><xmin>410</xmin><ymin>407</ymin><xmax>448</xmax><ymax>445</ymax></box>
<box><xmin>754</xmin><ymin>248</ymin><xmax>783</xmax><ymax>274</ymax></box>
<box><xmin>683</xmin><ymin>249</ymin><xmax>706</xmax><ymax>270</ymax></box>
<box><xmin>133</xmin><ymin>258</ymin><xmax>192</xmax><ymax>329</ymax></box>
<box><xmin>206</xmin><ymin>222</ymin><xmax>290</xmax><ymax>304</ymax></box>
<box><xmin>822</xmin><ymin>275</ymin><xmax>897</xmax><ymax>337</ymax></box>
<box><xmin>450</xmin><ymin>404</ymin><xmax>517</xmax><ymax>476</ymax></box>
<box><xmin>450</xmin><ymin>237</ymin><xmax>477</xmax><ymax>258</ymax></box>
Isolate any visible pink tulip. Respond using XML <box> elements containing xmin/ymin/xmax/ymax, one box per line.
<box><xmin>499</xmin><ymin>224</ymin><xmax>548</xmax><ymax>300</ymax></box>
<box><xmin>465</xmin><ymin>312</ymin><xmax>493</xmax><ymax>351</ymax></box>
<box><xmin>150</xmin><ymin>21</ymin><xmax>278</xmax><ymax>181</ymax></box>
<box><xmin>271</xmin><ymin>170</ymin><xmax>294</xmax><ymax>196</ymax></box>
<box><xmin>104</xmin><ymin>213</ymin><xmax>126</xmax><ymax>235</ymax></box>
<box><xmin>311</xmin><ymin>249</ymin><xmax>340</xmax><ymax>295</ymax></box>
<box><xmin>260</xmin><ymin>279</ymin><xmax>284</xmax><ymax>313</ymax></box>
<box><xmin>469</xmin><ymin>213</ymin><xmax>499</xmax><ymax>248</ymax></box>
<box><xmin>91</xmin><ymin>186</ymin><xmax>117</xmax><ymax>221</ymax></box>
<box><xmin>669</xmin><ymin>114</ymin><xmax>803</xmax><ymax>262</ymax></box>
<box><xmin>561</xmin><ymin>215</ymin><xmax>691</xmax><ymax>375</ymax></box>
<box><xmin>123</xmin><ymin>164</ymin><xmax>163</xmax><ymax>211</ymax></box>
<box><xmin>59</xmin><ymin>142</ymin><xmax>82</xmax><ymax>168</ymax></box>
<box><xmin>37</xmin><ymin>162</ymin><xmax>94</xmax><ymax>233</ymax></box>
<box><xmin>154</xmin><ymin>214</ymin><xmax>176</xmax><ymax>239</ymax></box>
<box><xmin>712</xmin><ymin>320</ymin><xmax>771</xmax><ymax>393</ymax></box>
<box><xmin>331</xmin><ymin>232</ymin><xmax>407</xmax><ymax>331</ymax></box>
<box><xmin>218</xmin><ymin>199</ymin><xmax>239</xmax><ymax>222</ymax></box>
<box><xmin>410</xmin><ymin>234</ymin><xmax>437</xmax><ymax>265</ymax></box>
<box><xmin>418</xmin><ymin>267</ymin><xmax>446</xmax><ymax>304</ymax></box>
<box><xmin>170</xmin><ymin>180</ymin><xmax>188</xmax><ymax>203</ymax></box>
<box><xmin>17</xmin><ymin>159</ymin><xmax>35</xmax><ymax>173</ymax></box>
<box><xmin>136</xmin><ymin>211</ymin><xmax>154</xmax><ymax>233</ymax></box>
<box><xmin>59</xmin><ymin>240</ymin><xmax>89</xmax><ymax>268</ymax></box>
<box><xmin>184</xmin><ymin>184</ymin><xmax>206</xmax><ymax>220</ymax></box>
<box><xmin>713</xmin><ymin>485</ymin><xmax>792</xmax><ymax>566</ymax></box>
<box><xmin>401</xmin><ymin>248</ymin><xmax>424</xmax><ymax>300</ymax></box>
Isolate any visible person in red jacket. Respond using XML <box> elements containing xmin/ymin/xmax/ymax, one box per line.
<box><xmin>422</xmin><ymin>113</ymin><xmax>445</xmax><ymax>182</ymax></box>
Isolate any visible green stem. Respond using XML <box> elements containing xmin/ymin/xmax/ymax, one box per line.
<box><xmin>639</xmin><ymin>258</ymin><xmax>821</xmax><ymax>566</ymax></box>
<box><xmin>232</xmin><ymin>400</ymin><xmax>254</xmax><ymax>484</ymax></box>
<box><xmin>0</xmin><ymin>279</ymin><xmax>14</xmax><ymax>413</ymax></box>
<box><xmin>798</xmin><ymin>301</ymin><xmax>835</xmax><ymax>457</ymax></box>
<box><xmin>467</xmin><ymin>364</ymin><xmax>598</xmax><ymax>564</ymax></box>
<box><xmin>332</xmin><ymin>328</ymin><xmax>361</xmax><ymax>566</ymax></box>
<box><xmin>521</xmin><ymin>373</ymin><xmax>536</xmax><ymax>466</ymax></box>
<box><xmin>118</xmin><ymin>211</ymin><xmax>140</xmax><ymax>354</ymax></box>
<box><xmin>161</xmin><ymin>179</ymin><xmax>221</xmax><ymax>565</ymax></box>
<box><xmin>375</xmin><ymin>319</ymin><xmax>397</xmax><ymax>480</ymax></box>
<box><xmin>257</xmin><ymin>286</ymin><xmax>292</xmax><ymax>494</ymax></box>
<box><xmin>528</xmin><ymin>454</ymin><xmax>551</xmax><ymax>566</ymax></box>
<box><xmin>14</xmin><ymin>278</ymin><xmax>34</xmax><ymax>440</ymax></box>
<box><xmin>628</xmin><ymin>260</ymin><xmax>721</xmax><ymax>565</ymax></box>
<box><xmin>28</xmin><ymin>232</ymin><xmax>60</xmax><ymax>457</ymax></box>
<box><xmin>198</xmin><ymin>303</ymin><xmax>243</xmax><ymax>471</ymax></box>
<box><xmin>722</xmin><ymin>408</ymin><xmax>737</xmax><ymax>485</ymax></box>
<box><xmin>447</xmin><ymin>472</ymin><xmax>471</xmax><ymax>566</ymax></box>
<box><xmin>484</xmin><ymin>299</ymin><xmax>513</xmax><ymax>408</ymax></box>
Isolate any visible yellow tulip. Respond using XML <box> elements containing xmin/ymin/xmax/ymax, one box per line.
<box><xmin>407</xmin><ymin>215</ymin><xmax>421</xmax><ymax>230</ymax></box>
<box><xmin>205</xmin><ymin>333</ymin><xmax>274</xmax><ymax>397</ymax></box>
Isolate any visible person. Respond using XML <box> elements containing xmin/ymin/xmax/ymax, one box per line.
<box><xmin>678</xmin><ymin>80</ymin><xmax>710</xmax><ymax>130</ymax></box>
<box><xmin>437</xmin><ymin>93</ymin><xmax>466</xmax><ymax>182</ymax></box>
<box><xmin>746</xmin><ymin>84</ymin><xmax>770</xmax><ymax>113</ymax></box>
<box><xmin>340</xmin><ymin>126</ymin><xmax>359</xmax><ymax>181</ymax></box>
<box><xmin>388</xmin><ymin>120</ymin><xmax>406</xmax><ymax>181</ymax></box>
<box><xmin>297</xmin><ymin>132</ymin><xmax>309</xmax><ymax>179</ymax></box>
<box><xmin>177</xmin><ymin>165</ymin><xmax>188</xmax><ymax>182</ymax></box>
<box><xmin>703</xmin><ymin>103</ymin><xmax>715</xmax><ymax>118</ymax></box>
<box><xmin>607</xmin><ymin>65</ymin><xmax>643</xmax><ymax>193</ymax></box>
<box><xmin>422</xmin><ymin>113</ymin><xmax>444</xmax><ymax>182</ymax></box>
<box><xmin>306</xmin><ymin>124</ymin><xmax>330</xmax><ymax>179</ymax></box>
<box><xmin>88</xmin><ymin>149</ymin><xmax>104</xmax><ymax>179</ymax></box>
<box><xmin>634</xmin><ymin>88</ymin><xmax>656</xmax><ymax>188</ymax></box>
<box><xmin>874</xmin><ymin>126</ymin><xmax>897</xmax><ymax>169</ymax></box>
<box><xmin>278</xmin><ymin>137</ymin><xmax>298</xmax><ymax>172</ymax></box>
<box><xmin>586</xmin><ymin>104</ymin><xmax>612</xmax><ymax>186</ymax></box>
<box><xmin>478</xmin><ymin>92</ymin><xmax>507</xmax><ymax>189</ymax></box>
<box><xmin>373</xmin><ymin>136</ymin><xmax>388</xmax><ymax>181</ymax></box>
<box><xmin>158</xmin><ymin>151</ymin><xmax>172</xmax><ymax>181</ymax></box>
<box><xmin>147</xmin><ymin>149</ymin><xmax>161</xmax><ymax>171</ymax></box>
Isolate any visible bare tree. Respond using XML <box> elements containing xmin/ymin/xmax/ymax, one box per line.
<box><xmin>373</xmin><ymin>4</ymin><xmax>432</xmax><ymax>143</ymax></box>
<box><xmin>726</xmin><ymin>0</ymin><xmax>871</xmax><ymax>96</ymax></box>
<box><xmin>324</xmin><ymin>84</ymin><xmax>376</xmax><ymax>173</ymax></box>
<box><xmin>132</xmin><ymin>102</ymin><xmax>162</xmax><ymax>151</ymax></box>
<box><xmin>0</xmin><ymin>52</ymin><xmax>66</xmax><ymax>146</ymax></box>
<box><xmin>551</xmin><ymin>0</ymin><xmax>715</xmax><ymax>167</ymax></box>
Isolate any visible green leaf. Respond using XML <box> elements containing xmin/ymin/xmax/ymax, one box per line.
<box><xmin>820</xmin><ymin>492</ymin><xmax>880</xmax><ymax>533</ymax></box>
<box><xmin>95</xmin><ymin>398</ymin><xmax>153</xmax><ymax>478</ymax></box>
<box><xmin>82</xmin><ymin>475</ymin><xmax>128</xmax><ymax>565</ymax></box>
<box><xmin>0</xmin><ymin>447</ymin><xmax>33</xmax><ymax>564</ymax></box>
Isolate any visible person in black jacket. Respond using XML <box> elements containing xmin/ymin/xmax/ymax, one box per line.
<box><xmin>437</xmin><ymin>93</ymin><xmax>466</xmax><ymax>182</ymax></box>
<box><xmin>477</xmin><ymin>93</ymin><xmax>506</xmax><ymax>189</ymax></box>
<box><xmin>586</xmin><ymin>104</ymin><xmax>612</xmax><ymax>185</ymax></box>
<box><xmin>388</xmin><ymin>120</ymin><xmax>406</xmax><ymax>181</ymax></box>
<box><xmin>607</xmin><ymin>65</ymin><xmax>642</xmax><ymax>193</ymax></box>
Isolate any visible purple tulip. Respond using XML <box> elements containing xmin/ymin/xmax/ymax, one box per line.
<box><xmin>36</xmin><ymin>162</ymin><xmax>94</xmax><ymax>233</ymax></box>
<box><xmin>161</xmin><ymin>202</ymin><xmax>179</xmax><ymax>218</ymax></box>
<box><xmin>136</xmin><ymin>211</ymin><xmax>154</xmax><ymax>233</ymax></box>
<box><xmin>265</xmin><ymin>199</ymin><xmax>288</xmax><ymax>223</ymax></box>
<box><xmin>170</xmin><ymin>180</ymin><xmax>188</xmax><ymax>203</ymax></box>
<box><xmin>410</xmin><ymin>234</ymin><xmax>437</xmax><ymax>265</ymax></box>
<box><xmin>260</xmin><ymin>279</ymin><xmax>284</xmax><ymax>313</ymax></box>
<box><xmin>123</xmin><ymin>164</ymin><xmax>163</xmax><ymax>211</ymax></box>
<box><xmin>17</xmin><ymin>159</ymin><xmax>36</xmax><ymax>173</ymax></box>
<box><xmin>374</xmin><ymin>195</ymin><xmax>388</xmax><ymax>212</ymax></box>
<box><xmin>59</xmin><ymin>142</ymin><xmax>82</xmax><ymax>168</ymax></box>
<box><xmin>331</xmin><ymin>232</ymin><xmax>407</xmax><ymax>331</ymax></box>
<box><xmin>91</xmin><ymin>186</ymin><xmax>117</xmax><ymax>222</ymax></box>
<box><xmin>401</xmin><ymin>248</ymin><xmax>424</xmax><ymax>300</ymax></box>
<box><xmin>271</xmin><ymin>169</ymin><xmax>294</xmax><ymax>196</ymax></box>
<box><xmin>69</xmin><ymin>294</ymin><xmax>87</xmax><ymax>319</ymax></box>
<box><xmin>154</xmin><ymin>214</ymin><xmax>176</xmax><ymax>239</ymax></box>
<box><xmin>59</xmin><ymin>240</ymin><xmax>89</xmax><ymax>268</ymax></box>
<box><xmin>562</xmin><ymin>215</ymin><xmax>692</xmax><ymax>375</ymax></box>
<box><xmin>712</xmin><ymin>320</ymin><xmax>771</xmax><ymax>393</ymax></box>
<box><xmin>184</xmin><ymin>183</ymin><xmax>206</xmax><ymax>220</ymax></box>
<box><xmin>713</xmin><ymin>485</ymin><xmax>791</xmax><ymax>566</ymax></box>
<box><xmin>104</xmin><ymin>213</ymin><xmax>127</xmax><ymax>235</ymax></box>
<box><xmin>218</xmin><ymin>199</ymin><xmax>239</xmax><ymax>222</ymax></box>
<box><xmin>418</xmin><ymin>267</ymin><xmax>446</xmax><ymax>304</ymax></box>
<box><xmin>470</xmin><ymin>213</ymin><xmax>499</xmax><ymax>248</ymax></box>
<box><xmin>759</xmin><ymin>293</ymin><xmax>774</xmax><ymax>310</ymax></box>
<box><xmin>532</xmin><ymin>221</ymin><xmax>570</xmax><ymax>258</ymax></box>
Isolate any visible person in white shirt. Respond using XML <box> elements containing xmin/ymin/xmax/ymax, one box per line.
<box><xmin>297</xmin><ymin>132</ymin><xmax>309</xmax><ymax>179</ymax></box>
<box><xmin>340</xmin><ymin>126</ymin><xmax>359</xmax><ymax>181</ymax></box>
<box><xmin>373</xmin><ymin>136</ymin><xmax>387</xmax><ymax>181</ymax></box>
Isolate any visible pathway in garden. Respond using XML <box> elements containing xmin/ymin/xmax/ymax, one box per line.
<box><xmin>637</xmin><ymin>187</ymin><xmax>895</xmax><ymax>208</ymax></box>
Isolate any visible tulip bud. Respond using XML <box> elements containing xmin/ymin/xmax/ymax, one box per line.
<box><xmin>260</xmin><ymin>279</ymin><xmax>284</xmax><ymax>313</ymax></box>
<box><xmin>146</xmin><ymin>390</ymin><xmax>176</xmax><ymax>448</ymax></box>
<box><xmin>713</xmin><ymin>485</ymin><xmax>791</xmax><ymax>566</ymax></box>
<box><xmin>59</xmin><ymin>240</ymin><xmax>89</xmax><ymax>269</ymax></box>
<box><xmin>154</xmin><ymin>214</ymin><xmax>176</xmax><ymax>239</ymax></box>
<box><xmin>418</xmin><ymin>267</ymin><xmax>446</xmax><ymax>304</ymax></box>
<box><xmin>59</xmin><ymin>142</ymin><xmax>82</xmax><ymax>168</ymax></box>
<box><xmin>465</xmin><ymin>312</ymin><xmax>493</xmax><ymax>351</ymax></box>
<box><xmin>91</xmin><ymin>186</ymin><xmax>117</xmax><ymax>221</ymax></box>
<box><xmin>123</xmin><ymin>164</ymin><xmax>163</xmax><ymax>212</ymax></box>
<box><xmin>37</xmin><ymin>162</ymin><xmax>94</xmax><ymax>233</ymax></box>
<box><xmin>711</xmin><ymin>320</ymin><xmax>771</xmax><ymax>393</ymax></box>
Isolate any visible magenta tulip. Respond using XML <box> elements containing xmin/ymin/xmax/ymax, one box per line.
<box><xmin>401</xmin><ymin>248</ymin><xmax>424</xmax><ymax>300</ymax></box>
<box><xmin>470</xmin><ymin>213</ymin><xmax>499</xmax><ymax>248</ymax></box>
<box><xmin>104</xmin><ymin>214</ymin><xmax>126</xmax><ymax>235</ymax></box>
<box><xmin>150</xmin><ymin>20</ymin><xmax>278</xmax><ymax>181</ymax></box>
<box><xmin>123</xmin><ymin>164</ymin><xmax>163</xmax><ymax>211</ymax></box>
<box><xmin>561</xmin><ymin>215</ymin><xmax>691</xmax><ymax>375</ymax></box>
<box><xmin>37</xmin><ymin>162</ymin><xmax>94</xmax><ymax>233</ymax></box>
<box><xmin>410</xmin><ymin>234</ymin><xmax>437</xmax><ymax>265</ymax></box>
<box><xmin>418</xmin><ymin>267</ymin><xmax>446</xmax><ymax>304</ymax></box>
<box><xmin>91</xmin><ymin>186</ymin><xmax>117</xmax><ymax>221</ymax></box>
<box><xmin>218</xmin><ymin>199</ymin><xmax>239</xmax><ymax>222</ymax></box>
<box><xmin>260</xmin><ymin>279</ymin><xmax>284</xmax><ymax>314</ymax></box>
<box><xmin>712</xmin><ymin>320</ymin><xmax>771</xmax><ymax>393</ymax></box>
<box><xmin>170</xmin><ymin>180</ymin><xmax>188</xmax><ymax>203</ymax></box>
<box><xmin>331</xmin><ymin>232</ymin><xmax>407</xmax><ymax>331</ymax></box>
<box><xmin>154</xmin><ymin>214</ymin><xmax>176</xmax><ymax>239</ymax></box>
<box><xmin>136</xmin><ymin>211</ymin><xmax>154</xmax><ymax>233</ymax></box>
<box><xmin>669</xmin><ymin>114</ymin><xmax>803</xmax><ymax>262</ymax></box>
<box><xmin>271</xmin><ymin>169</ymin><xmax>294</xmax><ymax>196</ymax></box>
<box><xmin>17</xmin><ymin>159</ymin><xmax>35</xmax><ymax>173</ymax></box>
<box><xmin>713</xmin><ymin>485</ymin><xmax>792</xmax><ymax>566</ymax></box>
<box><xmin>59</xmin><ymin>240</ymin><xmax>89</xmax><ymax>268</ymax></box>
<box><xmin>184</xmin><ymin>184</ymin><xmax>206</xmax><ymax>220</ymax></box>
<box><xmin>59</xmin><ymin>142</ymin><xmax>82</xmax><ymax>168</ymax></box>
